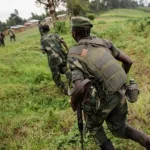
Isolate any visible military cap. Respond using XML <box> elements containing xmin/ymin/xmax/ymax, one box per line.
<box><xmin>42</xmin><ymin>24</ymin><xmax>50</xmax><ymax>32</ymax></box>
<box><xmin>71</xmin><ymin>16</ymin><xmax>93</xmax><ymax>28</ymax></box>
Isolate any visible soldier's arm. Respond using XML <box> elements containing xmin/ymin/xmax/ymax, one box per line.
<box><xmin>104</xmin><ymin>40</ymin><xmax>133</xmax><ymax>74</ymax></box>
<box><xmin>116</xmin><ymin>51</ymin><xmax>133</xmax><ymax>74</ymax></box>
<box><xmin>68</xmin><ymin>57</ymin><xmax>85</xmax><ymax>110</ymax></box>
<box><xmin>60</xmin><ymin>38</ymin><xmax>69</xmax><ymax>51</ymax></box>
<box><xmin>40</xmin><ymin>40</ymin><xmax>46</xmax><ymax>54</ymax></box>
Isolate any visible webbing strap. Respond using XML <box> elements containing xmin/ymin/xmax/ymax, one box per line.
<box><xmin>68</xmin><ymin>79</ymin><xmax>91</xmax><ymax>96</ymax></box>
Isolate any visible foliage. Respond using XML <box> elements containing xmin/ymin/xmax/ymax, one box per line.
<box><xmin>89</xmin><ymin>0</ymin><xmax>139</xmax><ymax>13</ymax></box>
<box><xmin>92</xmin><ymin>23</ymin><xmax>123</xmax><ymax>40</ymax></box>
<box><xmin>6</xmin><ymin>9</ymin><xmax>26</xmax><ymax>27</ymax></box>
<box><xmin>54</xmin><ymin>21</ymin><xmax>68</xmax><ymax>33</ymax></box>
<box><xmin>0</xmin><ymin>21</ymin><xmax>7</xmax><ymax>31</ymax></box>
<box><xmin>30</xmin><ymin>12</ymin><xmax>46</xmax><ymax>21</ymax></box>
<box><xmin>67</xmin><ymin>0</ymin><xmax>90</xmax><ymax>16</ymax></box>
<box><xmin>86</xmin><ymin>13</ymin><xmax>95</xmax><ymax>21</ymax></box>
<box><xmin>126</xmin><ymin>18</ymin><xmax>150</xmax><ymax>32</ymax></box>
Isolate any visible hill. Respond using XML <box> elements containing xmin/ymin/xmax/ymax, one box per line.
<box><xmin>0</xmin><ymin>9</ymin><xmax>150</xmax><ymax>150</ymax></box>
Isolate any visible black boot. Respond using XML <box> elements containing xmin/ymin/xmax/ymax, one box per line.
<box><xmin>125</xmin><ymin>125</ymin><xmax>150</xmax><ymax>150</ymax></box>
<box><xmin>100</xmin><ymin>139</ymin><xmax>115</xmax><ymax>150</ymax></box>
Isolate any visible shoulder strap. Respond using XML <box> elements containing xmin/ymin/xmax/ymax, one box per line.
<box><xmin>77</xmin><ymin>37</ymin><xmax>108</xmax><ymax>47</ymax></box>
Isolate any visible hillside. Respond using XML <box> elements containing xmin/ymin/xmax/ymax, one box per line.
<box><xmin>0</xmin><ymin>9</ymin><xmax>150</xmax><ymax>150</ymax></box>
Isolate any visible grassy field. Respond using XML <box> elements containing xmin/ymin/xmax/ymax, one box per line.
<box><xmin>0</xmin><ymin>9</ymin><xmax>150</xmax><ymax>150</ymax></box>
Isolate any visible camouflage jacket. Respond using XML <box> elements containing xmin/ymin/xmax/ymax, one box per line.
<box><xmin>68</xmin><ymin>36</ymin><xmax>121</xmax><ymax>84</ymax></box>
<box><xmin>41</xmin><ymin>32</ymin><xmax>67</xmax><ymax>63</ymax></box>
<box><xmin>68</xmin><ymin>36</ymin><xmax>122</xmax><ymax>112</ymax></box>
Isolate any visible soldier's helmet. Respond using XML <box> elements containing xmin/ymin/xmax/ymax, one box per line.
<box><xmin>42</xmin><ymin>24</ymin><xmax>50</xmax><ymax>33</ymax></box>
<box><xmin>71</xmin><ymin>16</ymin><xmax>93</xmax><ymax>28</ymax></box>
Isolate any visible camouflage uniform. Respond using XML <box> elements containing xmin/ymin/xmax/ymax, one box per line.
<box><xmin>8</xmin><ymin>28</ymin><xmax>16</xmax><ymax>41</ymax></box>
<box><xmin>68</xmin><ymin>37</ymin><xmax>128</xmax><ymax>146</ymax></box>
<box><xmin>68</xmin><ymin>16</ymin><xmax>150</xmax><ymax>149</ymax></box>
<box><xmin>41</xmin><ymin>32</ymin><xmax>69</xmax><ymax>94</ymax></box>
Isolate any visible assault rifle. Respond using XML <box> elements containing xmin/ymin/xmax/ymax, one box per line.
<box><xmin>77</xmin><ymin>101</ymin><xmax>84</xmax><ymax>150</ymax></box>
<box><xmin>69</xmin><ymin>79</ymin><xmax>91</xmax><ymax>150</ymax></box>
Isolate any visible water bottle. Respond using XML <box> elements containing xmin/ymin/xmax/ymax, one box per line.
<box><xmin>125</xmin><ymin>79</ymin><xmax>139</xmax><ymax>103</ymax></box>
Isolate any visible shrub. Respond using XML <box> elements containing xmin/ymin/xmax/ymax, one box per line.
<box><xmin>127</xmin><ymin>18</ymin><xmax>150</xmax><ymax>32</ymax></box>
<box><xmin>55</xmin><ymin>21</ymin><xmax>68</xmax><ymax>34</ymax></box>
<box><xmin>87</xmin><ymin>13</ymin><xmax>95</xmax><ymax>21</ymax></box>
<box><xmin>92</xmin><ymin>23</ymin><xmax>123</xmax><ymax>40</ymax></box>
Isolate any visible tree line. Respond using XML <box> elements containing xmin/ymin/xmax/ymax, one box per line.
<box><xmin>36</xmin><ymin>0</ymin><xmax>149</xmax><ymax>20</ymax></box>
<box><xmin>0</xmin><ymin>9</ymin><xmax>47</xmax><ymax>32</ymax></box>
<box><xmin>1</xmin><ymin>0</ymin><xmax>149</xmax><ymax>31</ymax></box>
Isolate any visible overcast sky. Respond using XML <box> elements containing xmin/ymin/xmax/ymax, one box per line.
<box><xmin>0</xmin><ymin>0</ymin><xmax>150</xmax><ymax>22</ymax></box>
<box><xmin>0</xmin><ymin>0</ymin><xmax>45</xmax><ymax>22</ymax></box>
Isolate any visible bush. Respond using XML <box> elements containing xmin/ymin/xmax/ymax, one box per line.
<box><xmin>92</xmin><ymin>23</ymin><xmax>123</xmax><ymax>40</ymax></box>
<box><xmin>87</xmin><ymin>13</ymin><xmax>95</xmax><ymax>21</ymax></box>
<box><xmin>55</xmin><ymin>21</ymin><xmax>68</xmax><ymax>34</ymax></box>
<box><xmin>126</xmin><ymin>18</ymin><xmax>150</xmax><ymax>32</ymax></box>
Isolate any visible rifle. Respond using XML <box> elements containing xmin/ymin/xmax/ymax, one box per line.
<box><xmin>77</xmin><ymin>101</ymin><xmax>84</xmax><ymax>150</ymax></box>
<box><xmin>69</xmin><ymin>79</ymin><xmax>91</xmax><ymax>150</ymax></box>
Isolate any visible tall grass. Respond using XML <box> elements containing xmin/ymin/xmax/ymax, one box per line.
<box><xmin>0</xmin><ymin>9</ymin><xmax>150</xmax><ymax>150</ymax></box>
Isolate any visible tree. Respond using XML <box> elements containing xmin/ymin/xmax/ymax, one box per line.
<box><xmin>120</xmin><ymin>0</ymin><xmax>131</xmax><ymax>8</ymax></box>
<box><xmin>139</xmin><ymin>0</ymin><xmax>144</xmax><ymax>6</ymax></box>
<box><xmin>111</xmin><ymin>0</ymin><xmax>120</xmax><ymax>8</ymax></box>
<box><xmin>148</xmin><ymin>3</ymin><xmax>150</xmax><ymax>7</ymax></box>
<box><xmin>66</xmin><ymin>0</ymin><xmax>90</xmax><ymax>16</ymax></box>
<box><xmin>0</xmin><ymin>21</ymin><xmax>7</xmax><ymax>31</ymax></box>
<box><xmin>6</xmin><ymin>9</ymin><xmax>26</xmax><ymax>26</ymax></box>
<box><xmin>36</xmin><ymin>0</ymin><xmax>66</xmax><ymax>26</ymax></box>
<box><xmin>30</xmin><ymin>12</ymin><xmax>46</xmax><ymax>20</ymax></box>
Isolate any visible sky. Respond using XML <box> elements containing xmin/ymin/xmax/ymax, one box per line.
<box><xmin>0</xmin><ymin>0</ymin><xmax>45</xmax><ymax>22</ymax></box>
<box><xmin>0</xmin><ymin>0</ymin><xmax>150</xmax><ymax>23</ymax></box>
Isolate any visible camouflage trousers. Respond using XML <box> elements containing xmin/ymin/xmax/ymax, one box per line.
<box><xmin>0</xmin><ymin>38</ymin><xmax>5</xmax><ymax>47</ymax></box>
<box><xmin>83</xmin><ymin>90</ymin><xmax>128</xmax><ymax>146</ymax></box>
<box><xmin>10</xmin><ymin>35</ymin><xmax>16</xmax><ymax>41</ymax></box>
<box><xmin>47</xmin><ymin>53</ymin><xmax>69</xmax><ymax>94</ymax></box>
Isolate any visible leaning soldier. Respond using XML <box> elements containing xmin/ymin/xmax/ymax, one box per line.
<box><xmin>68</xmin><ymin>16</ymin><xmax>150</xmax><ymax>150</ymax></box>
<box><xmin>41</xmin><ymin>24</ymin><xmax>70</xmax><ymax>95</ymax></box>
<box><xmin>8</xmin><ymin>27</ymin><xmax>16</xmax><ymax>41</ymax></box>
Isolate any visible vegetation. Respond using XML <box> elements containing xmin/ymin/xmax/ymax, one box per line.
<box><xmin>86</xmin><ymin>13</ymin><xmax>95</xmax><ymax>21</ymax></box>
<box><xmin>0</xmin><ymin>9</ymin><xmax>150</xmax><ymax>150</ymax></box>
<box><xmin>0</xmin><ymin>9</ymin><xmax>47</xmax><ymax>31</ymax></box>
<box><xmin>55</xmin><ymin>21</ymin><xmax>68</xmax><ymax>34</ymax></box>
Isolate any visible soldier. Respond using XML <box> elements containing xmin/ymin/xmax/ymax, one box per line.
<box><xmin>0</xmin><ymin>32</ymin><xmax>5</xmax><ymax>47</ymax></box>
<box><xmin>41</xmin><ymin>24</ymin><xmax>70</xmax><ymax>95</ymax></box>
<box><xmin>68</xmin><ymin>16</ymin><xmax>150</xmax><ymax>150</ymax></box>
<box><xmin>8</xmin><ymin>27</ymin><xmax>16</xmax><ymax>42</ymax></box>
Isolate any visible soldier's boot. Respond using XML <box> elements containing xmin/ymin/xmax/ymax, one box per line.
<box><xmin>100</xmin><ymin>139</ymin><xmax>115</xmax><ymax>150</ymax></box>
<box><xmin>125</xmin><ymin>125</ymin><xmax>150</xmax><ymax>150</ymax></box>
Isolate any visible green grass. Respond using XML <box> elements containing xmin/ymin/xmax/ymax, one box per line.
<box><xmin>0</xmin><ymin>9</ymin><xmax>150</xmax><ymax>150</ymax></box>
<box><xmin>137</xmin><ymin>7</ymin><xmax>150</xmax><ymax>12</ymax></box>
<box><xmin>100</xmin><ymin>8</ymin><xmax>150</xmax><ymax>18</ymax></box>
